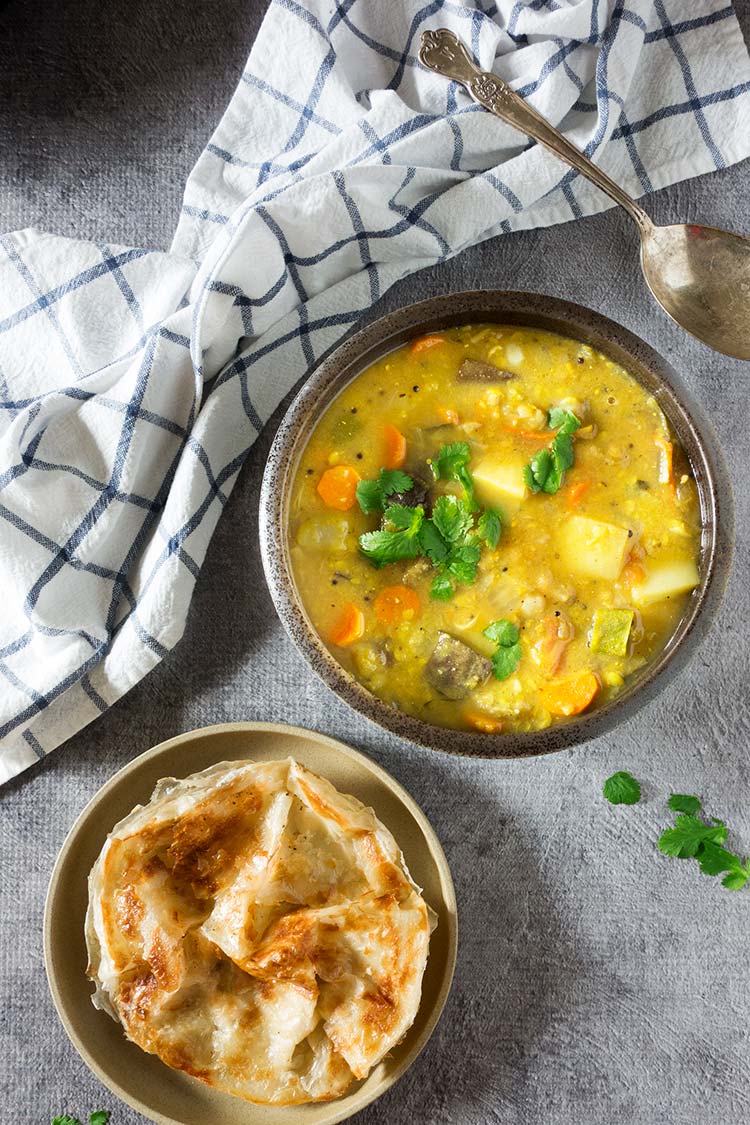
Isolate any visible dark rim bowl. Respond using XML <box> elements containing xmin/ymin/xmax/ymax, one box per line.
<box><xmin>260</xmin><ymin>291</ymin><xmax>733</xmax><ymax>759</ymax></box>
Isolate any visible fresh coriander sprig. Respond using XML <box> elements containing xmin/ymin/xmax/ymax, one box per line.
<box><xmin>356</xmin><ymin>445</ymin><xmax>502</xmax><ymax>599</ymax></box>
<box><xmin>524</xmin><ymin>407</ymin><xmax>581</xmax><ymax>495</ymax></box>
<box><xmin>356</xmin><ymin>467</ymin><xmax>413</xmax><ymax>514</ymax></box>
<box><xmin>358</xmin><ymin>504</ymin><xmax>424</xmax><ymax>568</ymax></box>
<box><xmin>657</xmin><ymin>797</ymin><xmax>750</xmax><ymax>888</ymax></box>
<box><xmin>602</xmin><ymin>777</ymin><xmax>750</xmax><ymax>891</ymax></box>
<box><xmin>483</xmin><ymin>619</ymin><xmax>522</xmax><ymax>680</ymax></box>
<box><xmin>431</xmin><ymin>441</ymin><xmax>478</xmax><ymax>509</ymax></box>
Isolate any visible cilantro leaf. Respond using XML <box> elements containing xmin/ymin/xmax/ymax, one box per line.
<box><xmin>523</xmin><ymin>448</ymin><xmax>552</xmax><ymax>493</ymax></box>
<box><xmin>722</xmin><ymin>870</ymin><xmax>749</xmax><ymax>891</ymax></box>
<box><xmin>602</xmin><ymin>771</ymin><xmax>641</xmax><ymax>805</ymax></box>
<box><xmin>668</xmin><ymin>793</ymin><xmax>702</xmax><ymax>815</ymax></box>
<box><xmin>548</xmin><ymin>407</ymin><xmax>582</xmax><ymax>435</ymax></box>
<box><xmin>491</xmin><ymin>643</ymin><xmax>522</xmax><ymax>680</ymax></box>
<box><xmin>430</xmin><ymin>572</ymin><xmax>455</xmax><ymax>600</ymax></box>
<box><xmin>383</xmin><ymin>503</ymin><xmax>421</xmax><ymax>530</ymax></box>
<box><xmin>52</xmin><ymin>1118</ymin><xmax>82</xmax><ymax>1125</ymax></box>
<box><xmin>483</xmin><ymin>619</ymin><xmax>522</xmax><ymax>680</ymax></box>
<box><xmin>695</xmin><ymin>841</ymin><xmax>745</xmax><ymax>878</ymax></box>
<box><xmin>432</xmin><ymin>441</ymin><xmax>470</xmax><ymax>481</ymax></box>
<box><xmin>358</xmin><ymin>528</ymin><xmax>421</xmax><ymax>567</ymax></box>
<box><xmin>358</xmin><ymin>505</ymin><xmax>424</xmax><ymax>568</ymax></box>
<box><xmin>432</xmin><ymin>442</ymin><xmax>477</xmax><ymax>508</ymax></box>
<box><xmin>418</xmin><ymin>519</ymin><xmax>449</xmax><ymax>564</ymax></box>
<box><xmin>658</xmin><ymin>814</ymin><xmax>727</xmax><ymax>859</ymax></box>
<box><xmin>477</xmin><ymin>508</ymin><xmax>502</xmax><ymax>549</ymax></box>
<box><xmin>355</xmin><ymin>477</ymin><xmax>386</xmax><ymax>515</ymax></box>
<box><xmin>444</xmin><ymin>543</ymin><xmax>481</xmax><ymax>585</ymax></box>
<box><xmin>356</xmin><ymin>468</ymin><xmax>413</xmax><ymax>514</ymax></box>
<box><xmin>90</xmin><ymin>1114</ymin><xmax>111</xmax><ymax>1125</ymax></box>
<box><xmin>483</xmin><ymin>619</ymin><xmax>519</xmax><ymax>646</ymax></box>
<box><xmin>524</xmin><ymin>410</ymin><xmax>581</xmax><ymax>495</ymax></box>
<box><xmin>431</xmin><ymin>495</ymin><xmax>474</xmax><ymax>544</ymax></box>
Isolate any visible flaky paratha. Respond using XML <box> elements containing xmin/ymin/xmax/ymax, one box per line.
<box><xmin>85</xmin><ymin>758</ymin><xmax>435</xmax><ymax>1105</ymax></box>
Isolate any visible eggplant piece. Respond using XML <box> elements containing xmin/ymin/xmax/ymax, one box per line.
<box><xmin>456</xmin><ymin>359</ymin><xmax>516</xmax><ymax>383</ymax></box>
<box><xmin>424</xmin><ymin>632</ymin><xmax>492</xmax><ymax>700</ymax></box>
<box><xmin>391</xmin><ymin>470</ymin><xmax>432</xmax><ymax>512</ymax></box>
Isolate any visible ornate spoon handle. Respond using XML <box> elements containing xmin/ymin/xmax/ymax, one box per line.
<box><xmin>418</xmin><ymin>28</ymin><xmax>651</xmax><ymax>232</ymax></box>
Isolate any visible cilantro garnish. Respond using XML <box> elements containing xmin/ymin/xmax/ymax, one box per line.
<box><xmin>604</xmin><ymin>781</ymin><xmax>750</xmax><ymax>891</ymax></box>
<box><xmin>430</xmin><ymin>572</ymin><xmax>454</xmax><ymax>600</ymax></box>
<box><xmin>483</xmin><ymin>619</ymin><xmax>522</xmax><ymax>680</ymax></box>
<box><xmin>658</xmin><ymin>813</ymin><xmax>727</xmax><ymax>858</ymax></box>
<box><xmin>358</xmin><ymin>504</ymin><xmax>424</xmax><ymax>568</ymax></box>
<box><xmin>53</xmin><ymin>1113</ymin><xmax>110</xmax><ymax>1125</ymax></box>
<box><xmin>667</xmin><ymin>793</ymin><xmax>701</xmax><ymax>815</ymax></box>
<box><xmin>431</xmin><ymin>440</ymin><xmax>477</xmax><ymax>508</ymax></box>
<box><xmin>603</xmin><ymin>770</ymin><xmax>641</xmax><ymax>805</ymax></box>
<box><xmin>356</xmin><ymin>468</ymin><xmax>413</xmax><ymax>514</ymax></box>
<box><xmin>357</xmin><ymin>444</ymin><xmax>501</xmax><ymax>598</ymax></box>
<box><xmin>524</xmin><ymin>408</ymin><xmax>581</xmax><ymax>495</ymax></box>
<box><xmin>477</xmin><ymin>507</ymin><xmax>502</xmax><ymax>549</ymax></box>
<box><xmin>444</xmin><ymin>543</ymin><xmax>481</xmax><ymax>584</ymax></box>
<box><xmin>431</xmin><ymin>494</ymin><xmax>474</xmax><ymax>544</ymax></box>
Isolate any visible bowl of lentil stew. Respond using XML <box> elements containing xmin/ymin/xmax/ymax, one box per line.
<box><xmin>260</xmin><ymin>292</ymin><xmax>732</xmax><ymax>758</ymax></box>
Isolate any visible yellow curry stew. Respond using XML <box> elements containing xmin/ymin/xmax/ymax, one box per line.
<box><xmin>289</xmin><ymin>324</ymin><xmax>702</xmax><ymax>734</ymax></box>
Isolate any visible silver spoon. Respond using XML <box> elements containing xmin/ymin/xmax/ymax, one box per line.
<box><xmin>419</xmin><ymin>29</ymin><xmax>750</xmax><ymax>361</ymax></box>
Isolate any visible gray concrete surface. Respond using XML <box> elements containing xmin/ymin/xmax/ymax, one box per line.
<box><xmin>2</xmin><ymin>2</ymin><xmax>750</xmax><ymax>1122</ymax></box>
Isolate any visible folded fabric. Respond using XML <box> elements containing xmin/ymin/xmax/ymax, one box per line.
<box><xmin>1</xmin><ymin>0</ymin><xmax>750</xmax><ymax>783</ymax></box>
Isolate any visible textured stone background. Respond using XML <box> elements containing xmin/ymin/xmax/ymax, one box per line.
<box><xmin>2</xmin><ymin>2</ymin><xmax>750</xmax><ymax>1122</ymax></box>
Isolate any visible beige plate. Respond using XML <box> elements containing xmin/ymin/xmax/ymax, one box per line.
<box><xmin>44</xmin><ymin>722</ymin><xmax>458</xmax><ymax>1125</ymax></box>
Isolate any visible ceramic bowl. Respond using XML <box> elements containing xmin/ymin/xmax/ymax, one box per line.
<box><xmin>260</xmin><ymin>291</ymin><xmax>733</xmax><ymax>758</ymax></box>
<box><xmin>44</xmin><ymin>722</ymin><xmax>457</xmax><ymax>1125</ymax></box>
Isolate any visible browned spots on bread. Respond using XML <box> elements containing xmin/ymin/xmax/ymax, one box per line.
<box><xmin>165</xmin><ymin>783</ymin><xmax>262</xmax><ymax>896</ymax></box>
<box><xmin>115</xmin><ymin>885</ymin><xmax>144</xmax><ymax>938</ymax></box>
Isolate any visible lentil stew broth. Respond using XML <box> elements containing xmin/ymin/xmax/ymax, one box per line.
<box><xmin>288</xmin><ymin>324</ymin><xmax>701</xmax><ymax>734</ymax></box>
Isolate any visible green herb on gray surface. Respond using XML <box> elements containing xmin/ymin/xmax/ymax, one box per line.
<box><xmin>603</xmin><ymin>779</ymin><xmax>749</xmax><ymax>891</ymax></box>
<box><xmin>52</xmin><ymin>1112</ymin><xmax>110</xmax><ymax>1125</ymax></box>
<box><xmin>603</xmin><ymin>770</ymin><xmax>642</xmax><ymax>805</ymax></box>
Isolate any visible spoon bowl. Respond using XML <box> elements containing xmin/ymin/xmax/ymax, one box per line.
<box><xmin>640</xmin><ymin>222</ymin><xmax>750</xmax><ymax>360</ymax></box>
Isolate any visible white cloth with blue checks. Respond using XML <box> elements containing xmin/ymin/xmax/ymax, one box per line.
<box><xmin>2</xmin><ymin>0</ymin><xmax>750</xmax><ymax>782</ymax></box>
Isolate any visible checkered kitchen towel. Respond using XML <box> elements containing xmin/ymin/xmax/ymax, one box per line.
<box><xmin>2</xmin><ymin>0</ymin><xmax>750</xmax><ymax>782</ymax></box>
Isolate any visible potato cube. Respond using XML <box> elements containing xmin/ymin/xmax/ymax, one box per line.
<box><xmin>557</xmin><ymin>515</ymin><xmax>631</xmax><ymax>581</ymax></box>
<box><xmin>589</xmin><ymin>608</ymin><xmax>634</xmax><ymax>656</ymax></box>
<box><xmin>472</xmin><ymin>456</ymin><xmax>528</xmax><ymax>511</ymax></box>
<box><xmin>632</xmin><ymin>559</ymin><xmax>700</xmax><ymax>607</ymax></box>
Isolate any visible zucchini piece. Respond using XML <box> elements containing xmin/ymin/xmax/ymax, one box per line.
<box><xmin>632</xmin><ymin>559</ymin><xmax>700</xmax><ymax>607</ymax></box>
<box><xmin>557</xmin><ymin>515</ymin><xmax>630</xmax><ymax>581</ymax></box>
<box><xmin>589</xmin><ymin>608</ymin><xmax>634</xmax><ymax>656</ymax></box>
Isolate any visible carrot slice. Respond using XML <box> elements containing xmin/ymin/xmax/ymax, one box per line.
<box><xmin>540</xmin><ymin>671</ymin><xmax>600</xmax><ymax>717</ymax></box>
<box><xmin>316</xmin><ymin>465</ymin><xmax>360</xmax><ymax>510</ymax></box>
<box><xmin>329</xmin><ymin>603</ymin><xmax>365</xmax><ymax>646</ymax></box>
<box><xmin>566</xmin><ymin>480</ymin><xmax>590</xmax><ymax>508</ymax></box>
<box><xmin>501</xmin><ymin>425</ymin><xmax>552</xmax><ymax>442</ymax></box>
<box><xmin>436</xmin><ymin>405</ymin><xmax>460</xmax><ymax>425</ymax></box>
<box><xmin>465</xmin><ymin>711</ymin><xmax>503</xmax><ymax>734</ymax></box>
<box><xmin>383</xmin><ymin>423</ymin><xmax>407</xmax><ymax>470</ymax></box>
<box><xmin>410</xmin><ymin>334</ymin><xmax>445</xmax><ymax>354</ymax></box>
<box><xmin>656</xmin><ymin>436</ymin><xmax>675</xmax><ymax>495</ymax></box>
<box><xmin>373</xmin><ymin>584</ymin><xmax>420</xmax><ymax>626</ymax></box>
